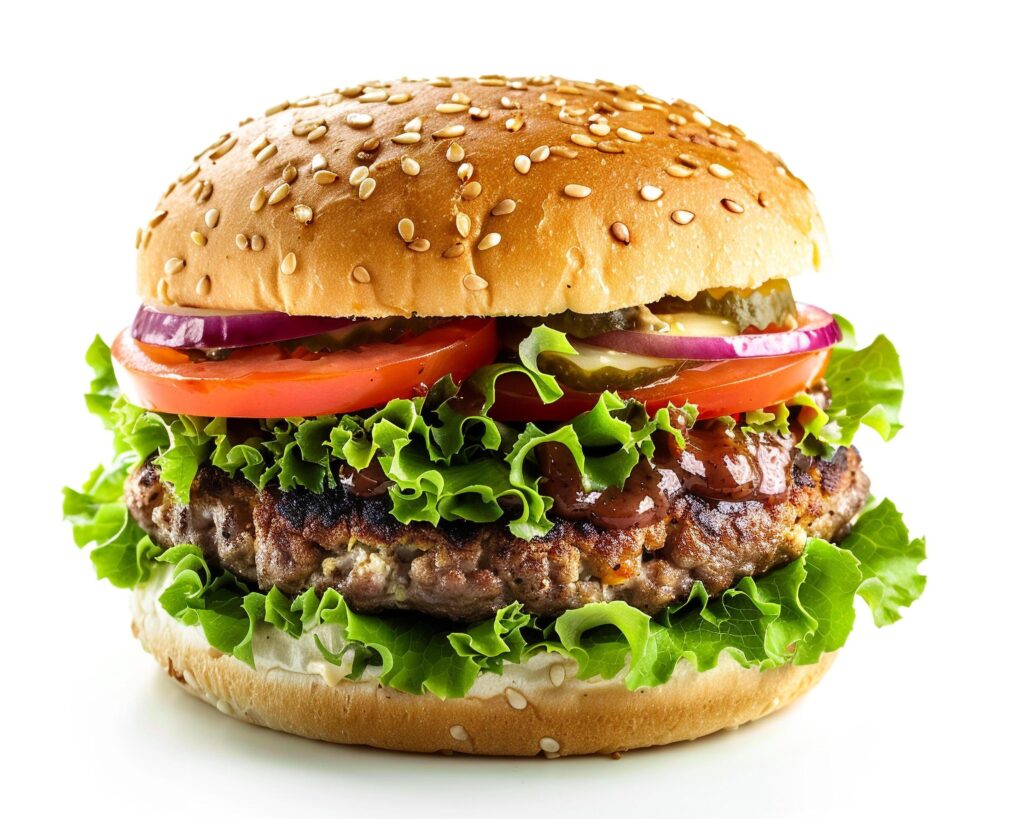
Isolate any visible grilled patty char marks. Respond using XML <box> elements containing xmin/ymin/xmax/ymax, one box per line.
<box><xmin>126</xmin><ymin>447</ymin><xmax>868</xmax><ymax>621</ymax></box>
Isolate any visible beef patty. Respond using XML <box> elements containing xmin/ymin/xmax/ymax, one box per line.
<box><xmin>125</xmin><ymin>445</ymin><xmax>868</xmax><ymax>621</ymax></box>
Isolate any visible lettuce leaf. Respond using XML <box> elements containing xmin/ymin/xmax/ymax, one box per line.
<box><xmin>741</xmin><ymin>316</ymin><xmax>904</xmax><ymax>457</ymax></box>
<box><xmin>86</xmin><ymin>330</ymin><xmax>693</xmax><ymax>540</ymax></box>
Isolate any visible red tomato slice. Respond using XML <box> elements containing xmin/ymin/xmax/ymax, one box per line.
<box><xmin>489</xmin><ymin>349</ymin><xmax>831</xmax><ymax>422</ymax></box>
<box><xmin>112</xmin><ymin>318</ymin><xmax>498</xmax><ymax>418</ymax></box>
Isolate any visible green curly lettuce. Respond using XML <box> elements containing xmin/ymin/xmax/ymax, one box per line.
<box><xmin>741</xmin><ymin>315</ymin><xmax>904</xmax><ymax>457</ymax></box>
<box><xmin>63</xmin><ymin>474</ymin><xmax>925</xmax><ymax>698</ymax></box>
<box><xmin>85</xmin><ymin>329</ymin><xmax>691</xmax><ymax>539</ymax></box>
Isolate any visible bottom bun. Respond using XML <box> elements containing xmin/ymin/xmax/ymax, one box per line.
<box><xmin>131</xmin><ymin>583</ymin><xmax>834</xmax><ymax>757</ymax></box>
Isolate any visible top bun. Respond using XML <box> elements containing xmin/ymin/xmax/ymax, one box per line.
<box><xmin>137</xmin><ymin>76</ymin><xmax>826</xmax><ymax>318</ymax></box>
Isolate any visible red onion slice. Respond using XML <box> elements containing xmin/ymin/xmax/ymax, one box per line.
<box><xmin>588</xmin><ymin>303</ymin><xmax>841</xmax><ymax>360</ymax></box>
<box><xmin>131</xmin><ymin>304</ymin><xmax>357</xmax><ymax>349</ymax></box>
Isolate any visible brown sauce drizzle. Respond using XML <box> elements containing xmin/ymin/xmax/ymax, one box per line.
<box><xmin>537</xmin><ymin>422</ymin><xmax>794</xmax><ymax>530</ymax></box>
<box><xmin>337</xmin><ymin>420</ymin><xmax>795</xmax><ymax>531</ymax></box>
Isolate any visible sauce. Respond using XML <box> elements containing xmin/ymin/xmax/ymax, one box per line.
<box><xmin>537</xmin><ymin>422</ymin><xmax>793</xmax><ymax>530</ymax></box>
<box><xmin>338</xmin><ymin>459</ymin><xmax>392</xmax><ymax>498</ymax></box>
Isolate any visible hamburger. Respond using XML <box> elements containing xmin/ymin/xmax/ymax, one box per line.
<box><xmin>64</xmin><ymin>74</ymin><xmax>926</xmax><ymax>757</ymax></box>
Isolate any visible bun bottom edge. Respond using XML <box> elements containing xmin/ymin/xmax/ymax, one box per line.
<box><xmin>132</xmin><ymin>597</ymin><xmax>835</xmax><ymax>757</ymax></box>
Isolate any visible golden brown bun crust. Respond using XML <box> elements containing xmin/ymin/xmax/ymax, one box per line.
<box><xmin>137</xmin><ymin>76</ymin><xmax>826</xmax><ymax>318</ymax></box>
<box><xmin>132</xmin><ymin>593</ymin><xmax>835</xmax><ymax>757</ymax></box>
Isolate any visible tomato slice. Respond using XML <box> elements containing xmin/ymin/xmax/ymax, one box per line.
<box><xmin>489</xmin><ymin>349</ymin><xmax>831</xmax><ymax>422</ymax></box>
<box><xmin>112</xmin><ymin>318</ymin><xmax>498</xmax><ymax>418</ymax></box>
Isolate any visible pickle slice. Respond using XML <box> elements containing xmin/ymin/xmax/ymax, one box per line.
<box><xmin>654</xmin><ymin>279</ymin><xmax>798</xmax><ymax>331</ymax></box>
<box><xmin>521</xmin><ymin>307</ymin><xmax>640</xmax><ymax>338</ymax></box>
<box><xmin>538</xmin><ymin>342</ymin><xmax>686</xmax><ymax>392</ymax></box>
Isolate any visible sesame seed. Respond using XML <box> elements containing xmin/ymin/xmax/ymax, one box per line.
<box><xmin>500</xmin><ymin>96</ymin><xmax>519</xmax><ymax>109</ymax></box>
<box><xmin>248</xmin><ymin>135</ymin><xmax>269</xmax><ymax>155</ymax></box>
<box><xmin>640</xmin><ymin>185</ymin><xmax>664</xmax><ymax>201</ymax></box>
<box><xmin>708</xmin><ymin>163</ymin><xmax>733</xmax><ymax>179</ymax></box>
<box><xmin>667</xmin><ymin>112</ymin><xmax>687</xmax><ymax>126</ymax></box>
<box><xmin>514</xmin><ymin>155</ymin><xmax>531</xmax><ymax>174</ymax></box>
<box><xmin>442</xmin><ymin>242</ymin><xmax>466</xmax><ymax>258</ymax></box>
<box><xmin>666</xmin><ymin>164</ymin><xmax>695</xmax><ymax>178</ymax></box>
<box><xmin>589</xmin><ymin>122</ymin><xmax>611</xmax><ymax>137</ymax></box>
<box><xmin>449</xmin><ymin>725</ymin><xmax>469</xmax><ymax>741</ymax></box>
<box><xmin>250</xmin><ymin>235</ymin><xmax>265</xmax><ymax>251</ymax></box>
<box><xmin>208</xmin><ymin>135</ymin><xmax>237</xmax><ymax>159</ymax></box>
<box><xmin>196</xmin><ymin>180</ymin><xmax>213</xmax><ymax>203</ymax></box>
<box><xmin>549</xmin><ymin>664</ymin><xmax>566</xmax><ymax>686</ymax></box>
<box><xmin>349</xmin><ymin>166</ymin><xmax>369</xmax><ymax>185</ymax></box>
<box><xmin>292</xmin><ymin>204</ymin><xmax>313</xmax><ymax>224</ymax></box>
<box><xmin>539</xmin><ymin>93</ymin><xmax>566</xmax><ymax>107</ymax></box>
<box><xmin>235</xmin><ymin>233</ymin><xmax>249</xmax><ymax>250</ymax></box>
<box><xmin>179</xmin><ymin>164</ymin><xmax>200</xmax><ymax>183</ymax></box>
<box><xmin>451</xmin><ymin>91</ymin><xmax>471</xmax><ymax>104</ymax></box>
<box><xmin>505</xmin><ymin>688</ymin><xmax>528</xmax><ymax>710</ymax></box>
<box><xmin>455</xmin><ymin>212</ymin><xmax>471</xmax><ymax>238</ymax></box>
<box><xmin>539</xmin><ymin>737</ymin><xmax>560</xmax><ymax>754</ymax></box>
<box><xmin>398</xmin><ymin>218</ymin><xmax>415</xmax><ymax>242</ymax></box>
<box><xmin>292</xmin><ymin>119</ymin><xmax>324</xmax><ymax>137</ymax></box>
<box><xmin>596</xmin><ymin>140</ymin><xmax>624</xmax><ymax>154</ymax></box>
<box><xmin>404</xmin><ymin>116</ymin><xmax>423</xmax><ymax>133</ymax></box>
<box><xmin>616</xmin><ymin>127</ymin><xmax>643</xmax><ymax>143</ymax></box>
<box><xmin>351</xmin><ymin>265</ymin><xmax>371</xmax><ymax>283</ymax></box>
<box><xmin>401</xmin><ymin>156</ymin><xmax>421</xmax><ymax>176</ymax></box>
<box><xmin>135</xmin><ymin>227</ymin><xmax>142</xmax><ymax>249</ymax></box>
<box><xmin>671</xmin><ymin>210</ymin><xmax>695</xmax><ymax>225</ymax></box>
<box><xmin>491</xmin><ymin>199</ymin><xmax>516</xmax><ymax>216</ymax></box>
<box><xmin>505</xmin><ymin>115</ymin><xmax>525</xmax><ymax>132</ymax></box>
<box><xmin>462</xmin><ymin>181</ymin><xmax>482</xmax><ymax>200</ymax></box>
<box><xmin>610</xmin><ymin>222</ymin><xmax>630</xmax><ymax>244</ymax></box>
<box><xmin>436</xmin><ymin>102</ymin><xmax>469</xmax><ymax>114</ymax></box>
<box><xmin>549</xmin><ymin>146</ymin><xmax>578</xmax><ymax>159</ymax></box>
<box><xmin>250</xmin><ymin>188</ymin><xmax>268</xmax><ymax>211</ymax></box>
<box><xmin>386</xmin><ymin>92</ymin><xmax>412</xmax><ymax>104</ymax></box>
<box><xmin>358</xmin><ymin>177</ymin><xmax>377</xmax><ymax>200</ymax></box>
<box><xmin>469</xmin><ymin>107</ymin><xmax>490</xmax><ymax>119</ymax></box>
<box><xmin>307</xmin><ymin>125</ymin><xmax>328</xmax><ymax>142</ymax></box>
<box><xmin>721</xmin><ymin>198</ymin><xmax>744</xmax><ymax>213</ymax></box>
<box><xmin>391</xmin><ymin>131</ymin><xmax>421</xmax><ymax>145</ymax></box>
<box><xmin>148</xmin><ymin>210</ymin><xmax>168</xmax><ymax>228</ymax></box>
<box><xmin>156</xmin><ymin>278</ymin><xmax>170</xmax><ymax>304</ymax></box>
<box><xmin>407</xmin><ymin>238</ymin><xmax>431</xmax><ymax>252</ymax></box>
<box><xmin>314</xmin><ymin>170</ymin><xmax>338</xmax><ymax>184</ymax></box>
<box><xmin>254</xmin><ymin>143</ymin><xmax>278</xmax><ymax>164</ymax></box>
<box><xmin>463</xmin><ymin>273</ymin><xmax>488</xmax><ymax>290</ymax></box>
<box><xmin>282</xmin><ymin>164</ymin><xmax>298</xmax><ymax>183</ymax></box>
<box><xmin>612</xmin><ymin>96</ymin><xmax>643</xmax><ymax>113</ymax></box>
<box><xmin>164</xmin><ymin>257</ymin><xmax>185</xmax><ymax>275</ymax></box>
<box><xmin>455</xmin><ymin>162</ymin><xmax>473</xmax><ymax>182</ymax></box>
<box><xmin>677</xmin><ymin>154</ymin><xmax>701</xmax><ymax>169</ymax></box>
<box><xmin>758</xmin><ymin>191</ymin><xmax>769</xmax><ymax>207</ymax></box>
<box><xmin>293</xmin><ymin>96</ymin><xmax>318</xmax><ymax>108</ymax></box>
<box><xmin>190</xmin><ymin>231</ymin><xmax>206</xmax><ymax>247</ymax></box>
<box><xmin>445</xmin><ymin>143</ymin><xmax>467</xmax><ymax>164</ymax></box>
<box><xmin>563</xmin><ymin>184</ymin><xmax>592</xmax><ymax>198</ymax></box>
<box><xmin>529</xmin><ymin>145</ymin><xmax>550</xmax><ymax>163</ymax></box>
<box><xmin>558</xmin><ymin>109</ymin><xmax>584</xmax><ymax>126</ymax></box>
<box><xmin>478</xmin><ymin>232</ymin><xmax>501</xmax><ymax>250</ymax></box>
<box><xmin>195</xmin><ymin>275</ymin><xmax>211</xmax><ymax>296</ymax></box>
<box><xmin>346</xmin><ymin>112</ymin><xmax>374</xmax><ymax>129</ymax></box>
<box><xmin>268</xmin><ymin>183</ymin><xmax>291</xmax><ymax>205</ymax></box>
<box><xmin>280</xmin><ymin>252</ymin><xmax>297</xmax><ymax>275</ymax></box>
<box><xmin>358</xmin><ymin>90</ymin><xmax>388</xmax><ymax>103</ymax></box>
<box><xmin>570</xmin><ymin>133</ymin><xmax>597</xmax><ymax>148</ymax></box>
<box><xmin>692</xmin><ymin>110</ymin><xmax>712</xmax><ymax>127</ymax></box>
<box><xmin>433</xmin><ymin>125</ymin><xmax>465</xmax><ymax>139</ymax></box>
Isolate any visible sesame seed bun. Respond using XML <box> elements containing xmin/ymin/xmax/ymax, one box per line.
<box><xmin>137</xmin><ymin>76</ymin><xmax>827</xmax><ymax>318</ymax></box>
<box><xmin>131</xmin><ymin>579</ymin><xmax>834</xmax><ymax>757</ymax></box>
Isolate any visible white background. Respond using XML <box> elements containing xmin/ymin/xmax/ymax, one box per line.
<box><xmin>2</xmin><ymin>1</ymin><xmax>1020</xmax><ymax>815</ymax></box>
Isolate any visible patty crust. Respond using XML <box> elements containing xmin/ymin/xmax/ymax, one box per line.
<box><xmin>126</xmin><ymin>441</ymin><xmax>868</xmax><ymax>621</ymax></box>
